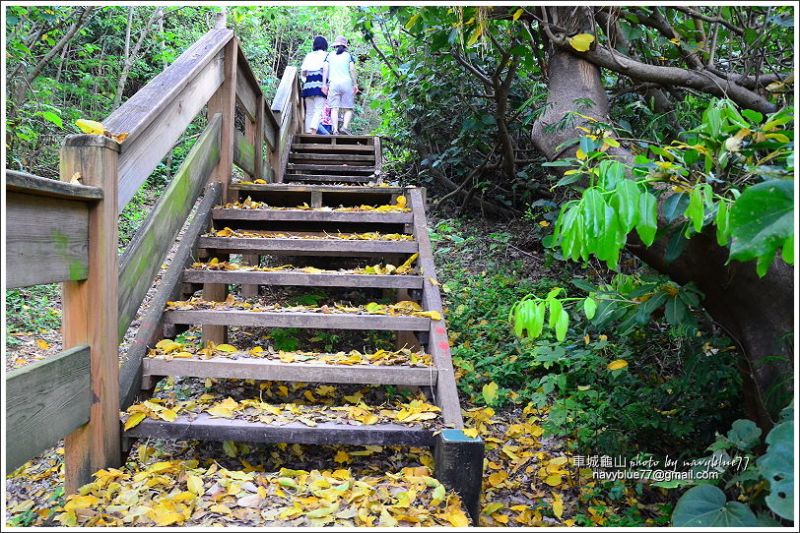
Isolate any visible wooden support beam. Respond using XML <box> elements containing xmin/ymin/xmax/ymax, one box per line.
<box><xmin>239</xmin><ymin>254</ymin><xmax>259</xmax><ymax>298</ymax></box>
<box><xmin>60</xmin><ymin>134</ymin><xmax>121</xmax><ymax>493</ymax></box>
<box><xmin>434</xmin><ymin>430</ymin><xmax>484</xmax><ymax>524</ymax></box>
<box><xmin>207</xmin><ymin>36</ymin><xmax>238</xmax><ymax>202</ymax></box>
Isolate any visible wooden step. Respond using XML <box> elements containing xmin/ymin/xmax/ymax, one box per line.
<box><xmin>295</xmin><ymin>134</ymin><xmax>374</xmax><ymax>144</ymax></box>
<box><xmin>163</xmin><ymin>309</ymin><xmax>431</xmax><ymax>330</ymax></box>
<box><xmin>183</xmin><ymin>269</ymin><xmax>423</xmax><ymax>289</ymax></box>
<box><xmin>289</xmin><ymin>153</ymin><xmax>374</xmax><ymax>163</ymax></box>
<box><xmin>292</xmin><ymin>143</ymin><xmax>374</xmax><ymax>153</ymax></box>
<box><xmin>287</xmin><ymin>164</ymin><xmax>375</xmax><ymax>174</ymax></box>
<box><xmin>283</xmin><ymin>174</ymin><xmax>376</xmax><ymax>184</ymax></box>
<box><xmin>143</xmin><ymin>357</ymin><xmax>437</xmax><ymax>385</ymax></box>
<box><xmin>198</xmin><ymin>236</ymin><xmax>417</xmax><ymax>255</ymax></box>
<box><xmin>231</xmin><ymin>183</ymin><xmax>403</xmax><ymax>194</ymax></box>
<box><xmin>212</xmin><ymin>207</ymin><xmax>412</xmax><ymax>224</ymax></box>
<box><xmin>124</xmin><ymin>413</ymin><xmax>434</xmax><ymax>446</ymax></box>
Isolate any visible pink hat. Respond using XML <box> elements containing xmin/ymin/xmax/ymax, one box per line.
<box><xmin>333</xmin><ymin>35</ymin><xmax>348</xmax><ymax>47</ymax></box>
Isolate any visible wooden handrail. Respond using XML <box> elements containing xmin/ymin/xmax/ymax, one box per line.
<box><xmin>105</xmin><ymin>27</ymin><xmax>233</xmax><ymax>211</ymax></box>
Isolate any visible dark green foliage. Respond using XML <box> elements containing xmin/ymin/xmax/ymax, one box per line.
<box><xmin>435</xmin><ymin>220</ymin><xmax>743</xmax><ymax>460</ymax></box>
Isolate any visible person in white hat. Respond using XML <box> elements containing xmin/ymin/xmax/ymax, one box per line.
<box><xmin>321</xmin><ymin>35</ymin><xmax>359</xmax><ymax>135</ymax></box>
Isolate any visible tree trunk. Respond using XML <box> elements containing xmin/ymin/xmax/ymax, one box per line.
<box><xmin>531</xmin><ymin>6</ymin><xmax>793</xmax><ymax>431</ymax></box>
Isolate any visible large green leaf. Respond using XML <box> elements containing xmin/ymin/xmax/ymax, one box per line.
<box><xmin>635</xmin><ymin>192</ymin><xmax>658</xmax><ymax>246</ymax></box>
<box><xmin>611</xmin><ymin>179</ymin><xmax>640</xmax><ymax>233</ymax></box>
<box><xmin>729</xmin><ymin>180</ymin><xmax>793</xmax><ymax>276</ymax></box>
<box><xmin>726</xmin><ymin>419</ymin><xmax>761</xmax><ymax>451</ymax></box>
<box><xmin>757</xmin><ymin>421</ymin><xmax>794</xmax><ymax>520</ymax></box>
<box><xmin>672</xmin><ymin>485</ymin><xmax>758</xmax><ymax>527</ymax></box>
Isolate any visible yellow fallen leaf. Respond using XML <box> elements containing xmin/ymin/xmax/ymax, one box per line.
<box><xmin>395</xmin><ymin>195</ymin><xmax>407</xmax><ymax>208</ymax></box>
<box><xmin>253</xmin><ymin>178</ymin><xmax>267</xmax><ymax>184</ymax></box>
<box><xmin>215</xmin><ymin>343</ymin><xmax>237</xmax><ymax>353</ymax></box>
<box><xmin>123</xmin><ymin>412</ymin><xmax>147</xmax><ymax>430</ymax></box>
<box><xmin>414</xmin><ymin>310</ymin><xmax>442</xmax><ymax>320</ymax></box>
<box><xmin>69</xmin><ymin>172</ymin><xmax>82</xmax><ymax>184</ymax></box>
<box><xmin>569</xmin><ymin>33</ymin><xmax>595</xmax><ymax>52</ymax></box>
<box><xmin>187</xmin><ymin>474</ymin><xmax>204</xmax><ymax>495</ymax></box>
<box><xmin>552</xmin><ymin>491</ymin><xmax>564</xmax><ymax>519</ymax></box>
<box><xmin>36</xmin><ymin>339</ymin><xmax>50</xmax><ymax>350</ymax></box>
<box><xmin>463</xmin><ymin>428</ymin><xmax>479</xmax><ymax>438</ymax></box>
<box><xmin>75</xmin><ymin>119</ymin><xmax>105</xmax><ymax>135</ymax></box>
<box><xmin>158</xmin><ymin>409</ymin><xmax>178</xmax><ymax>422</ymax></box>
<box><xmin>544</xmin><ymin>474</ymin><xmax>562</xmax><ymax>487</ymax></box>
<box><xmin>607</xmin><ymin>359</ymin><xmax>628</xmax><ymax>371</ymax></box>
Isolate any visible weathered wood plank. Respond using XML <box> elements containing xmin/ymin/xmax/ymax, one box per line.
<box><xmin>374</xmin><ymin>136</ymin><xmax>383</xmax><ymax>173</ymax></box>
<box><xmin>295</xmin><ymin>133</ymin><xmax>374</xmax><ymax>142</ymax></box>
<box><xmin>409</xmin><ymin>187</ymin><xmax>464</xmax><ymax>428</ymax></box>
<box><xmin>212</xmin><ymin>208</ymin><xmax>412</xmax><ymax>224</ymax></box>
<box><xmin>143</xmin><ymin>357</ymin><xmax>437</xmax><ymax>385</ymax></box>
<box><xmin>6</xmin><ymin>192</ymin><xmax>89</xmax><ymax>288</ymax></box>
<box><xmin>5</xmin><ymin>345</ymin><xmax>91</xmax><ymax>473</ymax></box>
<box><xmin>208</xmin><ymin>37</ymin><xmax>238</xmax><ymax>205</ymax></box>
<box><xmin>119</xmin><ymin>184</ymin><xmax>222</xmax><ymax>409</ymax></box>
<box><xmin>198</xmin><ymin>236</ymin><xmax>418</xmax><ymax>254</ymax></box>
<box><xmin>234</xmin><ymin>46</ymin><xmax>278</xmax><ymax>148</ymax></box>
<box><xmin>287</xmin><ymin>163</ymin><xmax>375</xmax><ymax>174</ymax></box>
<box><xmin>6</xmin><ymin>169</ymin><xmax>103</xmax><ymax>201</ymax></box>
<box><xmin>235</xmin><ymin>72</ymin><xmax>257</xmax><ymax>121</ymax></box>
<box><xmin>125</xmin><ymin>413</ymin><xmax>435</xmax><ymax>446</ymax></box>
<box><xmin>60</xmin><ymin>134</ymin><xmax>121</xmax><ymax>493</ymax></box>
<box><xmin>109</xmin><ymin>29</ymin><xmax>231</xmax><ymax>210</ymax></box>
<box><xmin>182</xmin><ymin>270</ymin><xmax>423</xmax><ymax>289</ymax></box>
<box><xmin>291</xmin><ymin>143</ymin><xmax>375</xmax><ymax>153</ymax></box>
<box><xmin>117</xmin><ymin>114</ymin><xmax>222</xmax><ymax>340</ymax></box>
<box><xmin>271</xmin><ymin>66</ymin><xmax>297</xmax><ymax>113</ymax></box>
<box><xmin>231</xmin><ymin>183</ymin><xmax>404</xmax><ymax>194</ymax></box>
<box><xmin>233</xmin><ymin>129</ymin><xmax>256</xmax><ymax>177</ymax></box>
<box><xmin>284</xmin><ymin>174</ymin><xmax>376</xmax><ymax>184</ymax></box>
<box><xmin>254</xmin><ymin>93</ymin><xmax>265</xmax><ymax>179</ymax></box>
<box><xmin>289</xmin><ymin>153</ymin><xmax>375</xmax><ymax>162</ymax></box>
<box><xmin>164</xmin><ymin>310</ymin><xmax>430</xmax><ymax>331</ymax></box>
<box><xmin>105</xmin><ymin>28</ymin><xmax>231</xmax><ymax>146</ymax></box>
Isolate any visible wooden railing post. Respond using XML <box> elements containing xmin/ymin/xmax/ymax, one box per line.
<box><xmin>60</xmin><ymin>135</ymin><xmax>121</xmax><ymax>493</ymax></box>
<box><xmin>204</xmin><ymin>32</ymin><xmax>238</xmax><ymax>345</ymax></box>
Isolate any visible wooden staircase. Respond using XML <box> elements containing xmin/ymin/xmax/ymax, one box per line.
<box><xmin>124</xmin><ymin>137</ymin><xmax>484</xmax><ymax>520</ymax></box>
<box><xmin>284</xmin><ymin>134</ymin><xmax>382</xmax><ymax>184</ymax></box>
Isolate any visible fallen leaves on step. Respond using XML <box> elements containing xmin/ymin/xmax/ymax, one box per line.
<box><xmin>222</xmin><ymin>197</ymin><xmax>410</xmax><ymax>213</ymax></box>
<box><xmin>164</xmin><ymin>296</ymin><xmax>443</xmax><ymax>321</ymax></box>
<box><xmin>121</xmin><ymin>382</ymin><xmax>444</xmax><ymax>431</ymax></box>
<box><xmin>190</xmin><ymin>258</ymin><xmax>419</xmax><ymax>276</ymax></box>
<box><xmin>206</xmin><ymin>227</ymin><xmax>414</xmax><ymax>241</ymax></box>
<box><xmin>148</xmin><ymin>341</ymin><xmax>433</xmax><ymax>368</ymax></box>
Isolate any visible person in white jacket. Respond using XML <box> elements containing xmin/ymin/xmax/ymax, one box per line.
<box><xmin>322</xmin><ymin>35</ymin><xmax>359</xmax><ymax>135</ymax></box>
<box><xmin>300</xmin><ymin>36</ymin><xmax>328</xmax><ymax>134</ymax></box>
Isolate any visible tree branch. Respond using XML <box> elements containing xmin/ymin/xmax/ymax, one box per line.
<box><xmin>552</xmin><ymin>37</ymin><xmax>778</xmax><ymax>113</ymax></box>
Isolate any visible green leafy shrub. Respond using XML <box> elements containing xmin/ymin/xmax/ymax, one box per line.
<box><xmin>671</xmin><ymin>403</ymin><xmax>794</xmax><ymax>526</ymax></box>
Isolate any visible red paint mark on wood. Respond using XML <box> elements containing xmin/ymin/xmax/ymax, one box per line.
<box><xmin>435</xmin><ymin>326</ymin><xmax>446</xmax><ymax>336</ymax></box>
<box><xmin>437</xmin><ymin>341</ymin><xmax>450</xmax><ymax>351</ymax></box>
